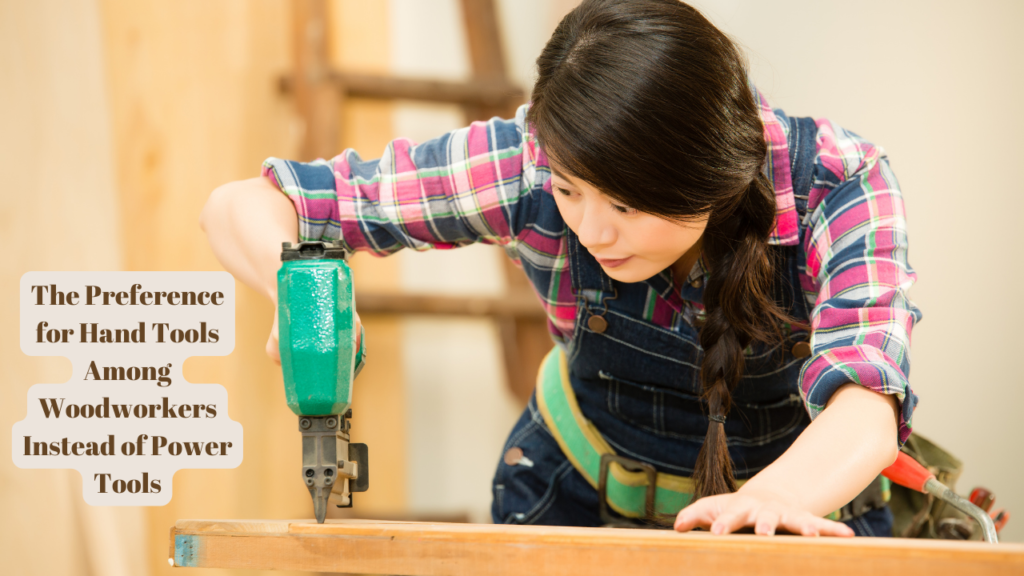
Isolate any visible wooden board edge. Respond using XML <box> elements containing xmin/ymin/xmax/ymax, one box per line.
<box><xmin>168</xmin><ymin>519</ymin><xmax>1024</xmax><ymax>575</ymax></box>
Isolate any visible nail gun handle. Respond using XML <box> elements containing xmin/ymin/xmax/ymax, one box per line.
<box><xmin>882</xmin><ymin>451</ymin><xmax>933</xmax><ymax>493</ymax></box>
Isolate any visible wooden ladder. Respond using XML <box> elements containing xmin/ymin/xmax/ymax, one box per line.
<box><xmin>281</xmin><ymin>0</ymin><xmax>552</xmax><ymax>405</ymax></box>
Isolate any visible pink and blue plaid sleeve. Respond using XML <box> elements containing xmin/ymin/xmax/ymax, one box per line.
<box><xmin>260</xmin><ymin>104</ymin><xmax>542</xmax><ymax>255</ymax></box>
<box><xmin>798</xmin><ymin>120</ymin><xmax>921</xmax><ymax>447</ymax></box>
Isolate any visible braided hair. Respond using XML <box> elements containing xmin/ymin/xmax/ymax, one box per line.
<box><xmin>528</xmin><ymin>0</ymin><xmax>791</xmax><ymax>499</ymax></box>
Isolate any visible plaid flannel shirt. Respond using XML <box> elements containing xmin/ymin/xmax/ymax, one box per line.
<box><xmin>262</xmin><ymin>89</ymin><xmax>921</xmax><ymax>445</ymax></box>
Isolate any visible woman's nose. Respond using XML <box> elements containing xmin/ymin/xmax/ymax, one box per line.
<box><xmin>576</xmin><ymin>205</ymin><xmax>617</xmax><ymax>250</ymax></box>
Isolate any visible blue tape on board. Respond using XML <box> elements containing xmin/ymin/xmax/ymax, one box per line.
<box><xmin>174</xmin><ymin>534</ymin><xmax>199</xmax><ymax>567</ymax></box>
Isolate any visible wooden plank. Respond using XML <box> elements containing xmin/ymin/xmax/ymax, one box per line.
<box><xmin>356</xmin><ymin>292</ymin><xmax>547</xmax><ymax>319</ymax></box>
<box><xmin>357</xmin><ymin>287</ymin><xmax>550</xmax><ymax>406</ymax></box>
<box><xmin>356</xmin><ymin>290</ymin><xmax>548</xmax><ymax>406</ymax></box>
<box><xmin>460</xmin><ymin>0</ymin><xmax>519</xmax><ymax>121</ymax></box>
<box><xmin>280</xmin><ymin>72</ymin><xmax>523</xmax><ymax>108</ymax></box>
<box><xmin>338</xmin><ymin>72</ymin><xmax>522</xmax><ymax>108</ymax></box>
<box><xmin>292</xmin><ymin>0</ymin><xmax>340</xmax><ymax>161</ymax></box>
<box><xmin>461</xmin><ymin>0</ymin><xmax>508</xmax><ymax>82</ymax></box>
<box><xmin>170</xmin><ymin>519</ymin><xmax>1024</xmax><ymax>575</ymax></box>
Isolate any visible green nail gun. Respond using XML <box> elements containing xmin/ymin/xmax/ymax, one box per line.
<box><xmin>278</xmin><ymin>241</ymin><xmax>368</xmax><ymax>523</ymax></box>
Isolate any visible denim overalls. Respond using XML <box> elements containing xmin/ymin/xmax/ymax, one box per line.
<box><xmin>490</xmin><ymin>113</ymin><xmax>894</xmax><ymax>537</ymax></box>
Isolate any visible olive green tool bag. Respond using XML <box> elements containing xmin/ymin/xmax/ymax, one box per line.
<box><xmin>889</xmin><ymin>433</ymin><xmax>982</xmax><ymax>540</ymax></box>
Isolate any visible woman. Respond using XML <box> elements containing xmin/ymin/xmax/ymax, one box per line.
<box><xmin>201</xmin><ymin>0</ymin><xmax>919</xmax><ymax>538</ymax></box>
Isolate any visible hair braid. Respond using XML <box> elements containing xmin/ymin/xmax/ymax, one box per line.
<box><xmin>693</xmin><ymin>171</ymin><xmax>790</xmax><ymax>499</ymax></box>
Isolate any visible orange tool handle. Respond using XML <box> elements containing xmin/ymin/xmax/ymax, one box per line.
<box><xmin>970</xmin><ymin>487</ymin><xmax>995</xmax><ymax>512</ymax></box>
<box><xmin>991</xmin><ymin>509</ymin><xmax>1010</xmax><ymax>532</ymax></box>
<box><xmin>882</xmin><ymin>451</ymin><xmax>934</xmax><ymax>493</ymax></box>
<box><xmin>883</xmin><ymin>452</ymin><xmax>1002</xmax><ymax>543</ymax></box>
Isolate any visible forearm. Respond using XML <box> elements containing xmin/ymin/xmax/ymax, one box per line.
<box><xmin>739</xmin><ymin>383</ymin><xmax>900</xmax><ymax>517</ymax></box>
<box><xmin>199</xmin><ymin>176</ymin><xmax>297</xmax><ymax>301</ymax></box>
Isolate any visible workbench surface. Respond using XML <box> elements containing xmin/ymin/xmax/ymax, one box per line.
<box><xmin>170</xmin><ymin>518</ymin><xmax>1024</xmax><ymax>575</ymax></box>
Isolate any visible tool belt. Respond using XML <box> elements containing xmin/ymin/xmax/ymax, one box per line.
<box><xmin>887</xmin><ymin>434</ymin><xmax>980</xmax><ymax>540</ymax></box>
<box><xmin>535</xmin><ymin>347</ymin><xmax>889</xmax><ymax>524</ymax></box>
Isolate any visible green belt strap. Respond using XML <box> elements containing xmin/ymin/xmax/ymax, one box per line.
<box><xmin>535</xmin><ymin>347</ymin><xmax>733</xmax><ymax>518</ymax></box>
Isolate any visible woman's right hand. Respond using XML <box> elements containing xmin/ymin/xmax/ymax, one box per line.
<box><xmin>265</xmin><ymin>305</ymin><xmax>362</xmax><ymax>366</ymax></box>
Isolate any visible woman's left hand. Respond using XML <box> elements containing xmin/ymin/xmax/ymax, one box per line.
<box><xmin>673</xmin><ymin>485</ymin><xmax>855</xmax><ymax>537</ymax></box>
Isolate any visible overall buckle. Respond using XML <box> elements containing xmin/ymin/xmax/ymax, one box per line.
<box><xmin>598</xmin><ymin>453</ymin><xmax>657</xmax><ymax>526</ymax></box>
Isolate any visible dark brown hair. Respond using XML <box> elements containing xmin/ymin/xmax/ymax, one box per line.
<box><xmin>529</xmin><ymin>0</ymin><xmax>790</xmax><ymax>499</ymax></box>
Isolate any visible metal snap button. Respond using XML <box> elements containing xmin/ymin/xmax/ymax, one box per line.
<box><xmin>587</xmin><ymin>315</ymin><xmax>608</xmax><ymax>333</ymax></box>
<box><xmin>690</xmin><ymin>277</ymin><xmax>703</xmax><ymax>288</ymax></box>
<box><xmin>791</xmin><ymin>341</ymin><xmax>812</xmax><ymax>358</ymax></box>
<box><xmin>504</xmin><ymin>447</ymin><xmax>524</xmax><ymax>466</ymax></box>
<box><xmin>503</xmin><ymin>447</ymin><xmax>534</xmax><ymax>467</ymax></box>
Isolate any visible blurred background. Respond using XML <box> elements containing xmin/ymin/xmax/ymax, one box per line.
<box><xmin>2</xmin><ymin>0</ymin><xmax>1022</xmax><ymax>574</ymax></box>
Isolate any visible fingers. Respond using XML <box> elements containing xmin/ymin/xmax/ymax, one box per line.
<box><xmin>710</xmin><ymin>506</ymin><xmax>755</xmax><ymax>535</ymax></box>
<box><xmin>676</xmin><ymin>495</ymin><xmax>757</xmax><ymax>536</ymax></box>
<box><xmin>674</xmin><ymin>495</ymin><xmax>856</xmax><ymax>538</ymax></box>
<box><xmin>266</xmin><ymin>309</ymin><xmax>281</xmax><ymax>365</ymax></box>
<box><xmin>809</xmin><ymin>516</ymin><xmax>855</xmax><ymax>537</ymax></box>
<box><xmin>777</xmin><ymin>512</ymin><xmax>855</xmax><ymax>538</ymax></box>
<box><xmin>265</xmin><ymin>333</ymin><xmax>281</xmax><ymax>364</ymax></box>
<box><xmin>674</xmin><ymin>497</ymin><xmax>722</xmax><ymax>532</ymax></box>
<box><xmin>354</xmin><ymin>310</ymin><xmax>362</xmax><ymax>350</ymax></box>
<box><xmin>754</xmin><ymin>508</ymin><xmax>780</xmax><ymax>536</ymax></box>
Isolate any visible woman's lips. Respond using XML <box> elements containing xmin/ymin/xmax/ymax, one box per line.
<box><xmin>594</xmin><ymin>255</ymin><xmax>632</xmax><ymax>268</ymax></box>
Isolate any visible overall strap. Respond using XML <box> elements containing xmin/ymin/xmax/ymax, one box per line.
<box><xmin>768</xmin><ymin>111</ymin><xmax>820</xmax><ymax>321</ymax></box>
<box><xmin>783</xmin><ymin>112</ymin><xmax>819</xmax><ymax>221</ymax></box>
<box><xmin>567</xmin><ymin>230</ymin><xmax>615</xmax><ymax>305</ymax></box>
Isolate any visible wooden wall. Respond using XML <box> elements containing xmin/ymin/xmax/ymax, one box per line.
<box><xmin>99</xmin><ymin>1</ymin><xmax>405</xmax><ymax>574</ymax></box>
<box><xmin>0</xmin><ymin>1</ymin><xmax>147</xmax><ymax>574</ymax></box>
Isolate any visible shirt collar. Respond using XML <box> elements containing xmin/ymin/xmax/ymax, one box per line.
<box><xmin>753</xmin><ymin>86</ymin><xmax>800</xmax><ymax>247</ymax></box>
<box><xmin>675</xmin><ymin>88</ymin><xmax>798</xmax><ymax>293</ymax></box>
<box><xmin>649</xmin><ymin>87</ymin><xmax>799</xmax><ymax>303</ymax></box>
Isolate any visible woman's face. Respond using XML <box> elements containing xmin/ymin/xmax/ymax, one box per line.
<box><xmin>548</xmin><ymin>160</ymin><xmax>709</xmax><ymax>283</ymax></box>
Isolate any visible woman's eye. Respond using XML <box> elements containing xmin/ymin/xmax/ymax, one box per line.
<box><xmin>554</xmin><ymin>185</ymin><xmax>572</xmax><ymax>197</ymax></box>
<box><xmin>611</xmin><ymin>203</ymin><xmax>637</xmax><ymax>215</ymax></box>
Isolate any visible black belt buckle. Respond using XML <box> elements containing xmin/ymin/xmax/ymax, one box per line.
<box><xmin>598</xmin><ymin>453</ymin><xmax>658</xmax><ymax>526</ymax></box>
